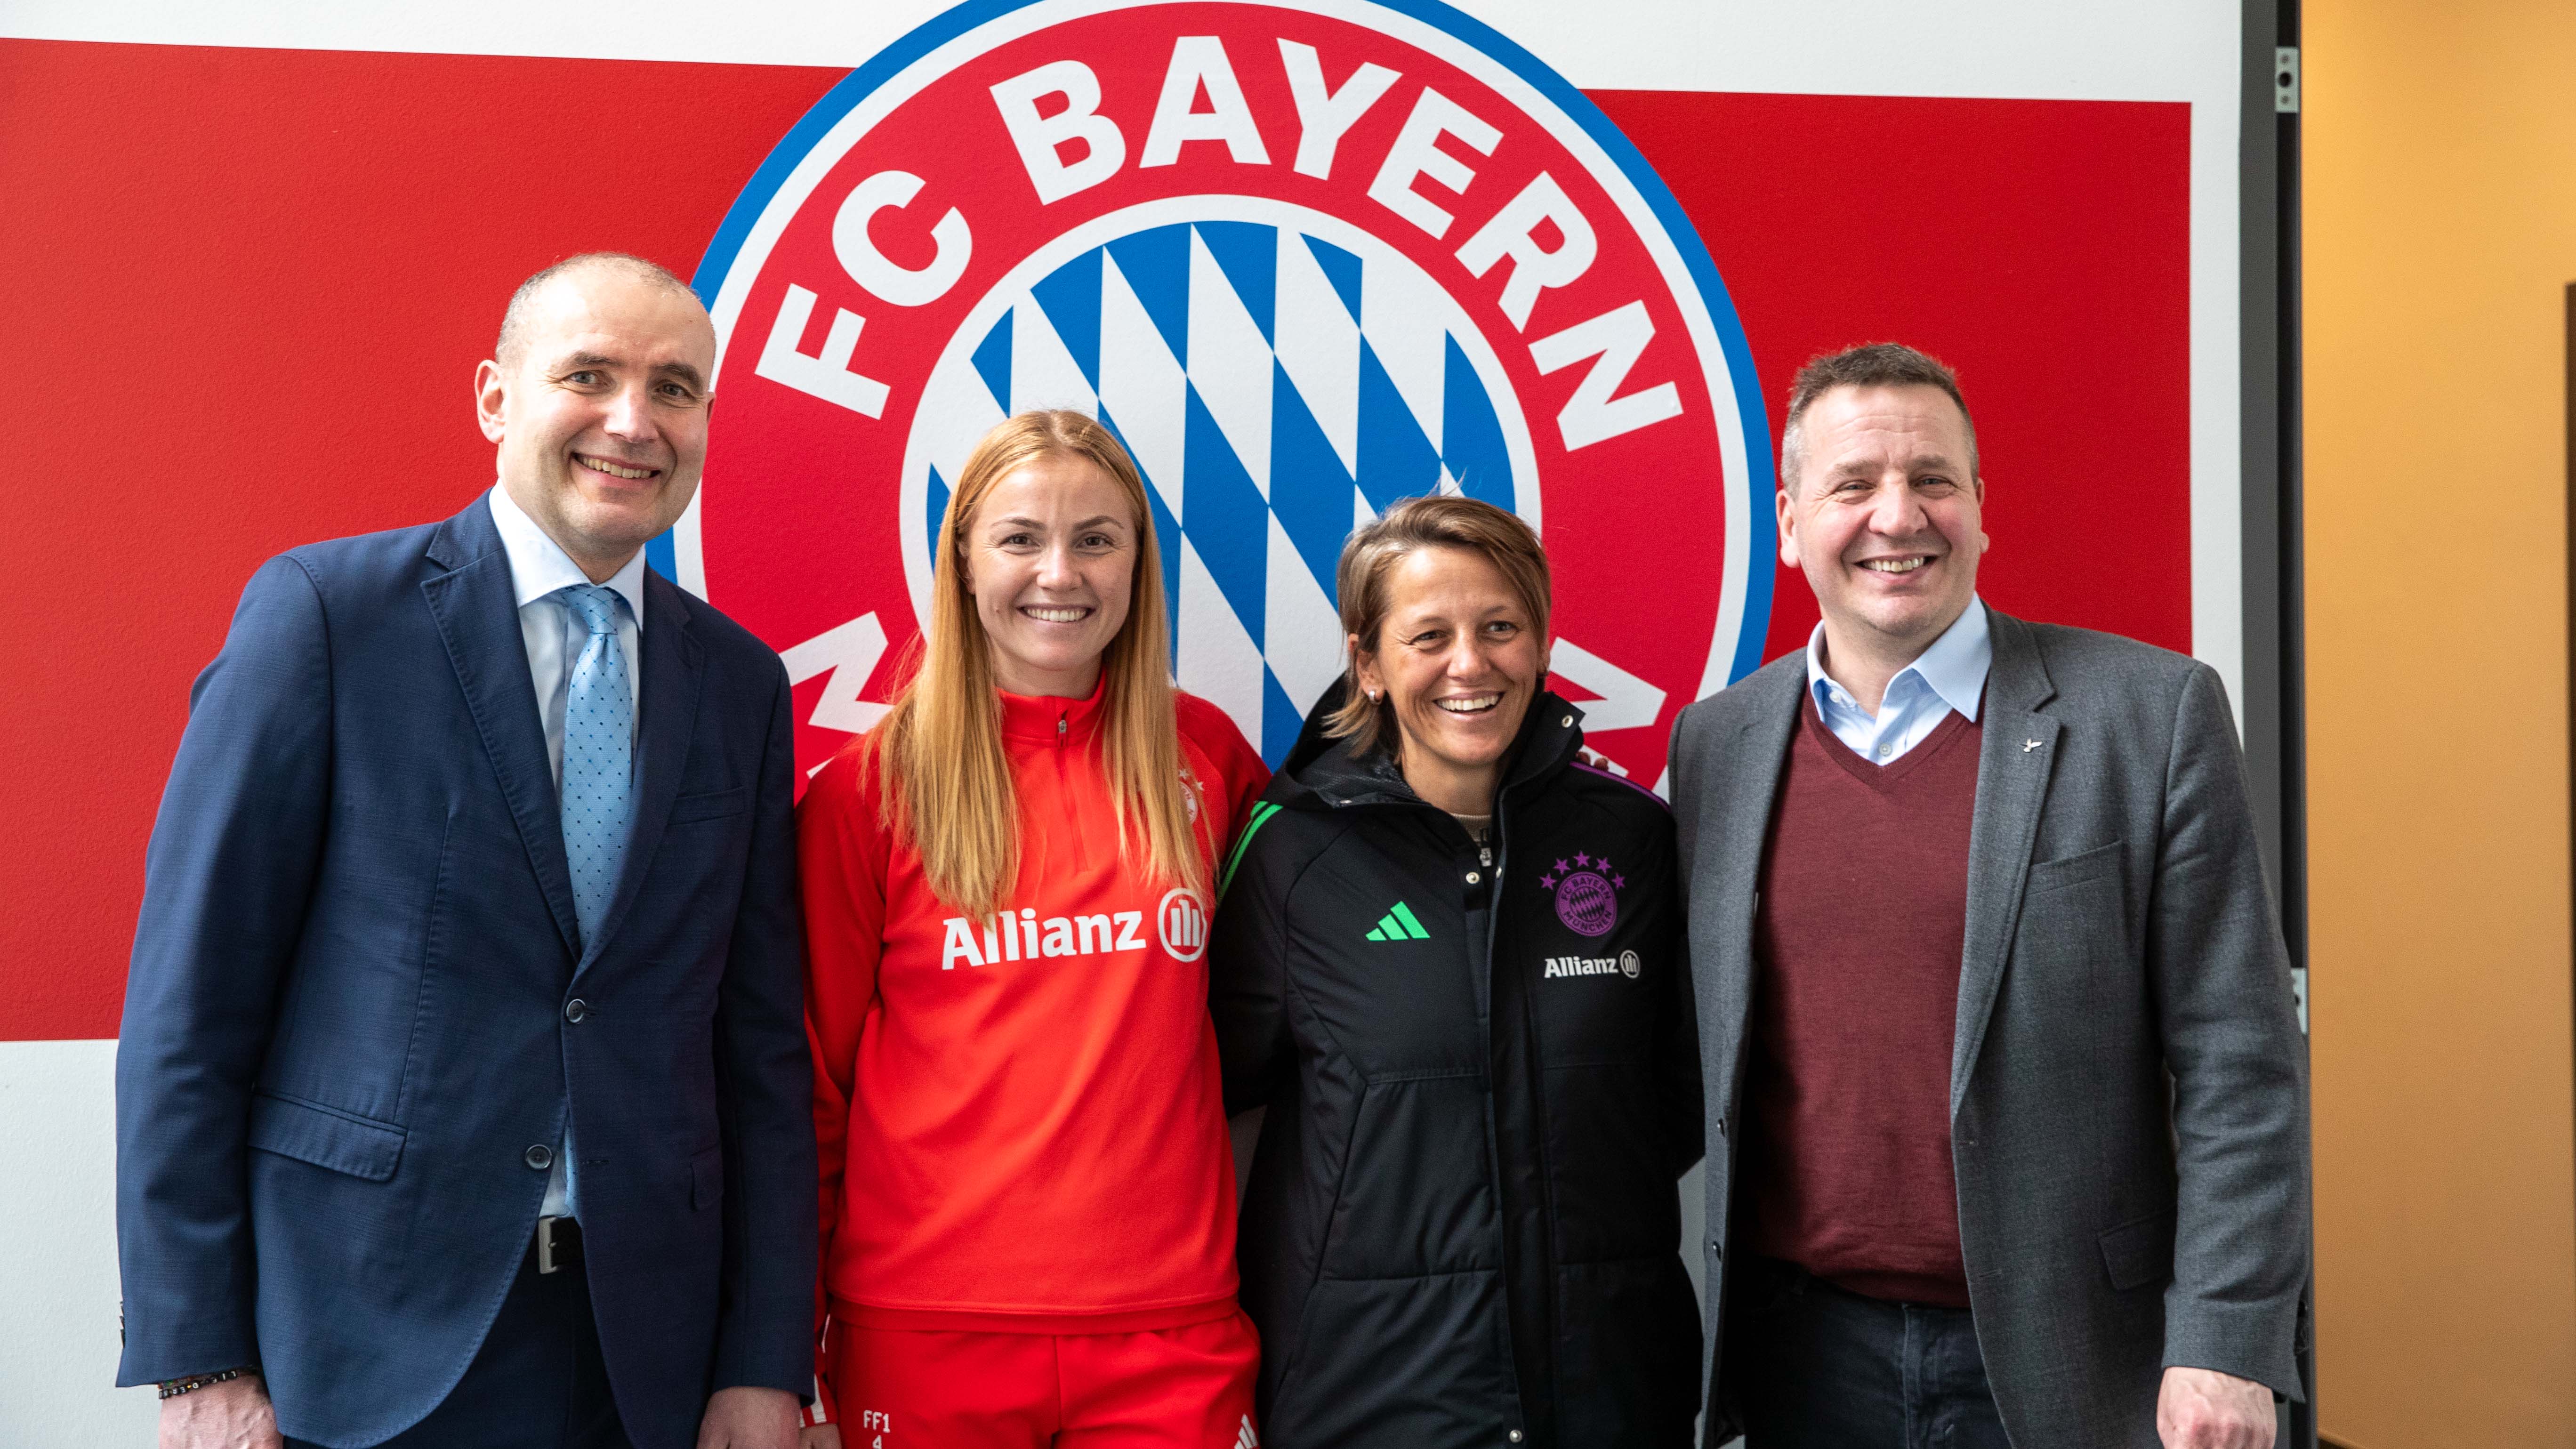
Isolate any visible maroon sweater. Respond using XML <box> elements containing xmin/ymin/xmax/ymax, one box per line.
<box><xmin>1741</xmin><ymin>696</ymin><xmax>1981</xmax><ymax>1307</ymax></box>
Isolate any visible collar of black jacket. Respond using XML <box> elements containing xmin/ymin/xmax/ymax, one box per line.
<box><xmin>1274</xmin><ymin>676</ymin><xmax>1586</xmax><ymax>811</ymax></box>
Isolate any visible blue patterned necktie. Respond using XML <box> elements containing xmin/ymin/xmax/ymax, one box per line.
<box><xmin>554</xmin><ymin>584</ymin><xmax>630</xmax><ymax>1219</ymax></box>
<box><xmin>557</xmin><ymin>583</ymin><xmax>634</xmax><ymax>950</ymax></box>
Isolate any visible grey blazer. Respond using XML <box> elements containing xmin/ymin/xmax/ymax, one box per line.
<box><xmin>1668</xmin><ymin>607</ymin><xmax>2309</xmax><ymax>1447</ymax></box>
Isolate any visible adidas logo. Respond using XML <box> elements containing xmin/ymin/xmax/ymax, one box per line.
<box><xmin>1365</xmin><ymin>902</ymin><xmax>1431</xmax><ymax>942</ymax></box>
<box><xmin>1235</xmin><ymin>1414</ymin><xmax>1261</xmax><ymax>1449</ymax></box>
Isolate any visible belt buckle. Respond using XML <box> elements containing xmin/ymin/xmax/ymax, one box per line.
<box><xmin>538</xmin><ymin>1215</ymin><xmax>571</xmax><ymax>1275</ymax></box>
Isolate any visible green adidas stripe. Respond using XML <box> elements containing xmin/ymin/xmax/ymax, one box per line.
<box><xmin>1218</xmin><ymin>801</ymin><xmax>1282</xmax><ymax>899</ymax></box>
<box><xmin>1367</xmin><ymin>902</ymin><xmax>1431</xmax><ymax>942</ymax></box>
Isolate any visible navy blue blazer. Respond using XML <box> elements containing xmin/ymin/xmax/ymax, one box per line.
<box><xmin>115</xmin><ymin>495</ymin><xmax>817</xmax><ymax>1449</ymax></box>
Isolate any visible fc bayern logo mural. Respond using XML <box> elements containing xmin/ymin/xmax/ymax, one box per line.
<box><xmin>672</xmin><ymin>0</ymin><xmax>1775</xmax><ymax>788</ymax></box>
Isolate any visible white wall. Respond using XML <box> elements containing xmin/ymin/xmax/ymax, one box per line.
<box><xmin>0</xmin><ymin>1040</ymin><xmax>160</xmax><ymax>1441</ymax></box>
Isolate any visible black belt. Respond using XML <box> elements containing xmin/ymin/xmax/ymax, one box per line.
<box><xmin>536</xmin><ymin>1215</ymin><xmax>584</xmax><ymax>1275</ymax></box>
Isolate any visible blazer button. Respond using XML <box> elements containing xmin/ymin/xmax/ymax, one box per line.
<box><xmin>524</xmin><ymin>1144</ymin><xmax>554</xmax><ymax>1171</ymax></box>
<box><xmin>1510</xmin><ymin>1432</ymin><xmax>1525</xmax><ymax>1444</ymax></box>
<box><xmin>1709</xmin><ymin>1239</ymin><xmax>1723</xmax><ymax>1259</ymax></box>
<box><xmin>564</xmin><ymin>998</ymin><xmax>588</xmax><ymax>1023</ymax></box>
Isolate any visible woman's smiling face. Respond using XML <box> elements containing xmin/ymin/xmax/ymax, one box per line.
<box><xmin>1355</xmin><ymin>545</ymin><xmax>1547</xmax><ymax>814</ymax></box>
<box><xmin>964</xmin><ymin>453</ymin><xmax>1138</xmax><ymax>698</ymax></box>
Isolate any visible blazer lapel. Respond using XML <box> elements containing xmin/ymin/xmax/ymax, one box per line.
<box><xmin>1696</xmin><ymin>657</ymin><xmax>1805</xmax><ymax>1102</ymax></box>
<box><xmin>421</xmin><ymin>498</ymin><xmax>582</xmax><ymax>962</ymax></box>
<box><xmin>575</xmin><ymin>569</ymin><xmax>704</xmax><ymax>976</ymax></box>
<box><xmin>1952</xmin><ymin>609</ymin><xmax>2059</xmax><ymax>1113</ymax></box>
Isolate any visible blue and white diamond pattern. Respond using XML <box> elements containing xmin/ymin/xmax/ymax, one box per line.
<box><xmin>904</xmin><ymin>205</ymin><xmax>1538</xmax><ymax>765</ymax></box>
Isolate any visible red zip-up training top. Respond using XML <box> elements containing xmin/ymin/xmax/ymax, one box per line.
<box><xmin>798</xmin><ymin>683</ymin><xmax>1267</xmax><ymax>1368</ymax></box>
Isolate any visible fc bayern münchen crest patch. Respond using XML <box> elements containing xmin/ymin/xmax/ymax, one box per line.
<box><xmin>1542</xmin><ymin>851</ymin><xmax>1623</xmax><ymax>937</ymax></box>
<box><xmin>674</xmin><ymin>0</ymin><xmax>1774</xmax><ymax>788</ymax></box>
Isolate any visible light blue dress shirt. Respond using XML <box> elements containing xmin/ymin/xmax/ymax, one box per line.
<box><xmin>1804</xmin><ymin>596</ymin><xmax>1992</xmax><ymax>765</ymax></box>
<box><xmin>486</xmin><ymin>483</ymin><xmax>647</xmax><ymax>1219</ymax></box>
<box><xmin>487</xmin><ymin>484</ymin><xmax>645</xmax><ymax>785</ymax></box>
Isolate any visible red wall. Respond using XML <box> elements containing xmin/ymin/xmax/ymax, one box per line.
<box><xmin>0</xmin><ymin>39</ymin><xmax>2187</xmax><ymax>1039</ymax></box>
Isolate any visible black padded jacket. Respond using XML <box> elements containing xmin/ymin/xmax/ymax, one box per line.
<box><xmin>1210</xmin><ymin>688</ymin><xmax>1703</xmax><ymax>1449</ymax></box>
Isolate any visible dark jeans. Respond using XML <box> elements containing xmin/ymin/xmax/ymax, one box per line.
<box><xmin>290</xmin><ymin>1237</ymin><xmax>630</xmax><ymax>1449</ymax></box>
<box><xmin>1725</xmin><ymin>1256</ymin><xmax>2010</xmax><ymax>1449</ymax></box>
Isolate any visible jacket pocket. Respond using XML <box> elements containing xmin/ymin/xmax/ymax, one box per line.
<box><xmin>690</xmin><ymin>1144</ymin><xmax>724</xmax><ymax>1211</ymax></box>
<box><xmin>1322</xmin><ymin>1073</ymin><xmax>1497</xmax><ymax>1280</ymax></box>
<box><xmin>671</xmin><ymin>785</ymin><xmax>753</xmax><ymax>823</ymax></box>
<box><xmin>2027</xmin><ymin>839</ymin><xmax>2122</xmax><ymax>894</ymax></box>
<box><xmin>2098</xmin><ymin>1207</ymin><xmax>2177</xmax><ymax>1291</ymax></box>
<box><xmin>247</xmin><ymin>1093</ymin><xmax>406</xmax><ymax>1181</ymax></box>
<box><xmin>1270</xmin><ymin>1272</ymin><xmax>1517</xmax><ymax>1447</ymax></box>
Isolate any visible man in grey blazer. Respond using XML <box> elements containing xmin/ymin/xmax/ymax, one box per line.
<box><xmin>1668</xmin><ymin>344</ymin><xmax>2308</xmax><ymax>1448</ymax></box>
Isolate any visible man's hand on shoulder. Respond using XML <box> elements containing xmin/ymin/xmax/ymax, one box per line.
<box><xmin>159</xmin><ymin>1374</ymin><xmax>280</xmax><ymax>1449</ymax></box>
<box><xmin>696</xmin><ymin>1386</ymin><xmax>803</xmax><ymax>1449</ymax></box>
<box><xmin>799</xmin><ymin>1425</ymin><xmax>844</xmax><ymax>1449</ymax></box>
<box><xmin>2157</xmin><ymin>1366</ymin><xmax>2276</xmax><ymax>1449</ymax></box>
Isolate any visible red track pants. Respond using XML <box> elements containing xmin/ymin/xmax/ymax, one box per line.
<box><xmin>821</xmin><ymin>1312</ymin><xmax>1261</xmax><ymax>1449</ymax></box>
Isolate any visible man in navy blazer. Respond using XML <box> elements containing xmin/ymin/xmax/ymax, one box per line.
<box><xmin>116</xmin><ymin>254</ymin><xmax>815</xmax><ymax>1449</ymax></box>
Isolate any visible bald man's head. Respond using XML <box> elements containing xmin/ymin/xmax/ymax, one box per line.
<box><xmin>475</xmin><ymin>253</ymin><xmax>717</xmax><ymax>582</ymax></box>
<box><xmin>495</xmin><ymin>252</ymin><xmax>702</xmax><ymax>370</ymax></box>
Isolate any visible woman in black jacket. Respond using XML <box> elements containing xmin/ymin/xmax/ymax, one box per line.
<box><xmin>1209</xmin><ymin>495</ymin><xmax>1704</xmax><ymax>1449</ymax></box>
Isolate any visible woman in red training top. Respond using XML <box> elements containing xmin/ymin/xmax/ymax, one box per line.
<box><xmin>797</xmin><ymin>410</ymin><xmax>1269</xmax><ymax>1449</ymax></box>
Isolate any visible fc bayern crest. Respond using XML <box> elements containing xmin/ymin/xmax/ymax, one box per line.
<box><xmin>673</xmin><ymin>0</ymin><xmax>1774</xmax><ymax>788</ymax></box>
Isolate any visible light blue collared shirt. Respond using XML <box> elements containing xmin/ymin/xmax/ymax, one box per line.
<box><xmin>1805</xmin><ymin>597</ymin><xmax>1992</xmax><ymax>765</ymax></box>
<box><xmin>487</xmin><ymin>483</ymin><xmax>646</xmax><ymax>789</ymax></box>
<box><xmin>487</xmin><ymin>483</ymin><xmax>648</xmax><ymax>1220</ymax></box>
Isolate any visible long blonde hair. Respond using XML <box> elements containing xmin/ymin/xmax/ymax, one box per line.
<box><xmin>872</xmin><ymin>410</ymin><xmax>1204</xmax><ymax>918</ymax></box>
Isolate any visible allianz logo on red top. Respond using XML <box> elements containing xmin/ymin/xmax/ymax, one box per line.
<box><xmin>941</xmin><ymin>886</ymin><xmax>1208</xmax><ymax>969</ymax></box>
<box><xmin>688</xmin><ymin>0</ymin><xmax>1771</xmax><ymax>793</ymax></box>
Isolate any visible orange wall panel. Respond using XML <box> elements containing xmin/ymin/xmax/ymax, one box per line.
<box><xmin>2305</xmin><ymin>1</ymin><xmax>2576</xmax><ymax>1443</ymax></box>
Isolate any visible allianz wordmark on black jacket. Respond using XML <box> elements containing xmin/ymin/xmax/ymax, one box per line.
<box><xmin>1210</xmin><ymin>685</ymin><xmax>1703</xmax><ymax>1449</ymax></box>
